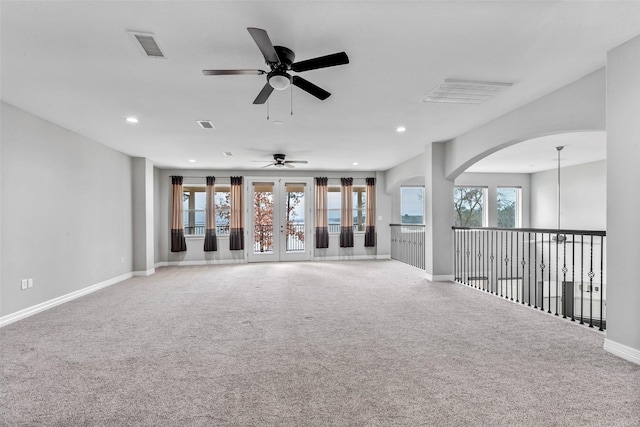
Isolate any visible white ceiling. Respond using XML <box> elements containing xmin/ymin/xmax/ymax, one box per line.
<box><xmin>2</xmin><ymin>1</ymin><xmax>639</xmax><ymax>172</ymax></box>
<box><xmin>466</xmin><ymin>131</ymin><xmax>607</xmax><ymax>173</ymax></box>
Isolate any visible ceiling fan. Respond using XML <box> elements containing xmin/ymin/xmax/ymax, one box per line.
<box><xmin>202</xmin><ymin>27</ymin><xmax>349</xmax><ymax>104</ymax></box>
<box><xmin>255</xmin><ymin>153</ymin><xmax>308</xmax><ymax>169</ymax></box>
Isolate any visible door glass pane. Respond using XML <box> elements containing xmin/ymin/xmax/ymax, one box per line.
<box><xmin>285</xmin><ymin>183</ymin><xmax>305</xmax><ymax>252</ymax></box>
<box><xmin>253</xmin><ymin>183</ymin><xmax>274</xmax><ymax>253</ymax></box>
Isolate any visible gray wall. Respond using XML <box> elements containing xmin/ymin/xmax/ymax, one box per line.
<box><xmin>606</xmin><ymin>35</ymin><xmax>640</xmax><ymax>359</ymax></box>
<box><xmin>531</xmin><ymin>160</ymin><xmax>606</xmax><ymax>230</ymax></box>
<box><xmin>0</xmin><ymin>102</ymin><xmax>133</xmax><ymax>317</ymax></box>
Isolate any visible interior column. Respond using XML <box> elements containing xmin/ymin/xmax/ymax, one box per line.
<box><xmin>424</xmin><ymin>142</ymin><xmax>454</xmax><ymax>281</ymax></box>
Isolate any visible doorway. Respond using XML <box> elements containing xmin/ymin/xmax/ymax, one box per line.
<box><xmin>246</xmin><ymin>178</ymin><xmax>312</xmax><ymax>262</ymax></box>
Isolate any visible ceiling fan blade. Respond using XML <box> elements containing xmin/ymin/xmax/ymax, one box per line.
<box><xmin>253</xmin><ymin>82</ymin><xmax>274</xmax><ymax>104</ymax></box>
<box><xmin>202</xmin><ymin>69</ymin><xmax>265</xmax><ymax>76</ymax></box>
<box><xmin>283</xmin><ymin>163</ymin><xmax>295</xmax><ymax>169</ymax></box>
<box><xmin>292</xmin><ymin>76</ymin><xmax>331</xmax><ymax>100</ymax></box>
<box><xmin>285</xmin><ymin>160</ymin><xmax>308</xmax><ymax>164</ymax></box>
<box><xmin>291</xmin><ymin>52</ymin><xmax>349</xmax><ymax>73</ymax></box>
<box><xmin>247</xmin><ymin>27</ymin><xmax>280</xmax><ymax>65</ymax></box>
<box><xmin>261</xmin><ymin>163</ymin><xmax>275</xmax><ymax>168</ymax></box>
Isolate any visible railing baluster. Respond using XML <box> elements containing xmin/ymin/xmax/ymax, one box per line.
<box><xmin>533</xmin><ymin>232</ymin><xmax>538</xmax><ymax>308</ymax></box>
<box><xmin>547</xmin><ymin>232</ymin><xmax>552</xmax><ymax>314</ymax></box>
<box><xmin>451</xmin><ymin>227</ymin><xmax>605</xmax><ymax>331</ymax></box>
<box><xmin>589</xmin><ymin>235</ymin><xmax>594</xmax><ymax>328</ymax></box>
<box><xmin>600</xmin><ymin>235</ymin><xmax>604</xmax><ymax>331</ymax></box>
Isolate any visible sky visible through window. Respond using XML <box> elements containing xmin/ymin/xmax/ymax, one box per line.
<box><xmin>401</xmin><ymin>187</ymin><xmax>424</xmax><ymax>224</ymax></box>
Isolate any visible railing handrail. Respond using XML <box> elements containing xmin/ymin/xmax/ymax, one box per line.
<box><xmin>452</xmin><ymin>226</ymin><xmax>606</xmax><ymax>236</ymax></box>
<box><xmin>390</xmin><ymin>223</ymin><xmax>426</xmax><ymax>227</ymax></box>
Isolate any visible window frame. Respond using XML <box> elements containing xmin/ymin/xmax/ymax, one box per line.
<box><xmin>214</xmin><ymin>184</ymin><xmax>231</xmax><ymax>236</ymax></box>
<box><xmin>182</xmin><ymin>185</ymin><xmax>206</xmax><ymax>237</ymax></box>
<box><xmin>453</xmin><ymin>186</ymin><xmax>488</xmax><ymax>227</ymax></box>
<box><xmin>327</xmin><ymin>185</ymin><xmax>341</xmax><ymax>234</ymax></box>
<box><xmin>497</xmin><ymin>186</ymin><xmax>521</xmax><ymax>229</ymax></box>
<box><xmin>400</xmin><ymin>186</ymin><xmax>425</xmax><ymax>225</ymax></box>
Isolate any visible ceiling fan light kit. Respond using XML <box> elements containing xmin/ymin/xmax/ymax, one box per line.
<box><xmin>255</xmin><ymin>153</ymin><xmax>309</xmax><ymax>169</ymax></box>
<box><xmin>203</xmin><ymin>27</ymin><xmax>349</xmax><ymax>104</ymax></box>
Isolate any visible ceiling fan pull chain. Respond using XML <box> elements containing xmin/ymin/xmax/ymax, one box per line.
<box><xmin>291</xmin><ymin>85</ymin><xmax>294</xmax><ymax>116</ymax></box>
<box><xmin>266</xmin><ymin>100</ymin><xmax>269</xmax><ymax>120</ymax></box>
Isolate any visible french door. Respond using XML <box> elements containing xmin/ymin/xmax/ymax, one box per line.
<box><xmin>246</xmin><ymin>177</ymin><xmax>312</xmax><ymax>262</ymax></box>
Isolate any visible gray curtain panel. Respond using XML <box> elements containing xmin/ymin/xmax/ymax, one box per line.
<box><xmin>365</xmin><ymin>177</ymin><xmax>376</xmax><ymax>247</ymax></box>
<box><xmin>171</xmin><ymin>176</ymin><xmax>187</xmax><ymax>252</ymax></box>
<box><xmin>204</xmin><ymin>176</ymin><xmax>218</xmax><ymax>252</ymax></box>
<box><xmin>340</xmin><ymin>177</ymin><xmax>354</xmax><ymax>248</ymax></box>
<box><xmin>229</xmin><ymin>176</ymin><xmax>244</xmax><ymax>250</ymax></box>
<box><xmin>315</xmin><ymin>177</ymin><xmax>329</xmax><ymax>248</ymax></box>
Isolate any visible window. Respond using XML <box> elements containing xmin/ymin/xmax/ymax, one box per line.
<box><xmin>454</xmin><ymin>186</ymin><xmax>487</xmax><ymax>227</ymax></box>
<box><xmin>183</xmin><ymin>186</ymin><xmax>205</xmax><ymax>235</ymax></box>
<box><xmin>327</xmin><ymin>186</ymin><xmax>341</xmax><ymax>233</ymax></box>
<box><xmin>215</xmin><ymin>185</ymin><xmax>231</xmax><ymax>235</ymax></box>
<box><xmin>327</xmin><ymin>184</ymin><xmax>366</xmax><ymax>233</ymax></box>
<box><xmin>182</xmin><ymin>185</ymin><xmax>230</xmax><ymax>236</ymax></box>
<box><xmin>401</xmin><ymin>187</ymin><xmax>424</xmax><ymax>224</ymax></box>
<box><xmin>353</xmin><ymin>186</ymin><xmax>366</xmax><ymax>232</ymax></box>
<box><xmin>497</xmin><ymin>187</ymin><xmax>520</xmax><ymax>228</ymax></box>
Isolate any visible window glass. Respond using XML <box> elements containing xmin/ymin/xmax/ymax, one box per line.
<box><xmin>353</xmin><ymin>186</ymin><xmax>366</xmax><ymax>232</ymax></box>
<box><xmin>497</xmin><ymin>187</ymin><xmax>520</xmax><ymax>228</ymax></box>
<box><xmin>183</xmin><ymin>186</ymin><xmax>206</xmax><ymax>235</ymax></box>
<box><xmin>454</xmin><ymin>187</ymin><xmax>486</xmax><ymax>227</ymax></box>
<box><xmin>401</xmin><ymin>187</ymin><xmax>424</xmax><ymax>224</ymax></box>
<box><xmin>215</xmin><ymin>185</ymin><xmax>231</xmax><ymax>235</ymax></box>
<box><xmin>327</xmin><ymin>186</ymin><xmax>341</xmax><ymax>233</ymax></box>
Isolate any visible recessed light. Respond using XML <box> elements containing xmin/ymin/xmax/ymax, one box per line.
<box><xmin>223</xmin><ymin>152</ymin><xmax>233</xmax><ymax>157</ymax></box>
<box><xmin>396</xmin><ymin>126</ymin><xmax>406</xmax><ymax>133</ymax></box>
<box><xmin>273</xmin><ymin>121</ymin><xmax>283</xmax><ymax>125</ymax></box>
<box><xmin>352</xmin><ymin>162</ymin><xmax>359</xmax><ymax>166</ymax></box>
<box><xmin>126</xmin><ymin>117</ymin><xmax>139</xmax><ymax>123</ymax></box>
<box><xmin>189</xmin><ymin>159</ymin><xmax>196</xmax><ymax>163</ymax></box>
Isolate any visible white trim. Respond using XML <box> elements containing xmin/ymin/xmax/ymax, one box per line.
<box><xmin>312</xmin><ymin>255</ymin><xmax>379</xmax><ymax>261</ymax></box>
<box><xmin>0</xmin><ymin>272</ymin><xmax>133</xmax><ymax>328</ymax></box>
<box><xmin>425</xmin><ymin>273</ymin><xmax>454</xmax><ymax>282</ymax></box>
<box><xmin>133</xmin><ymin>268</ymin><xmax>156</xmax><ymax>277</ymax></box>
<box><xmin>155</xmin><ymin>259</ymin><xmax>246</xmax><ymax>268</ymax></box>
<box><xmin>376</xmin><ymin>254</ymin><xmax>391</xmax><ymax>260</ymax></box>
<box><xmin>604</xmin><ymin>338</ymin><xmax>640</xmax><ymax>366</ymax></box>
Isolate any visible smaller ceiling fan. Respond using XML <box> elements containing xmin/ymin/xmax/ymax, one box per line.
<box><xmin>203</xmin><ymin>27</ymin><xmax>349</xmax><ymax>104</ymax></box>
<box><xmin>255</xmin><ymin>153</ymin><xmax>308</xmax><ymax>169</ymax></box>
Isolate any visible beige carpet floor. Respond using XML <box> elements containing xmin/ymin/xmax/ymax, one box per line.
<box><xmin>1</xmin><ymin>260</ymin><xmax>639</xmax><ymax>426</ymax></box>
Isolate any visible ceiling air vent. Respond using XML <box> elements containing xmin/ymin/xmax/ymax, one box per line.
<box><xmin>128</xmin><ymin>31</ymin><xmax>165</xmax><ymax>58</ymax></box>
<box><xmin>423</xmin><ymin>79</ymin><xmax>512</xmax><ymax>104</ymax></box>
<box><xmin>197</xmin><ymin>120</ymin><xmax>215</xmax><ymax>129</ymax></box>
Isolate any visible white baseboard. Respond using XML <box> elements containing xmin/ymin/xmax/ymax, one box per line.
<box><xmin>311</xmin><ymin>255</ymin><xmax>380</xmax><ymax>262</ymax></box>
<box><xmin>133</xmin><ymin>268</ymin><xmax>155</xmax><ymax>277</ymax></box>
<box><xmin>155</xmin><ymin>259</ymin><xmax>246</xmax><ymax>268</ymax></box>
<box><xmin>425</xmin><ymin>273</ymin><xmax>454</xmax><ymax>282</ymax></box>
<box><xmin>604</xmin><ymin>338</ymin><xmax>640</xmax><ymax>366</ymax></box>
<box><xmin>0</xmin><ymin>272</ymin><xmax>133</xmax><ymax>328</ymax></box>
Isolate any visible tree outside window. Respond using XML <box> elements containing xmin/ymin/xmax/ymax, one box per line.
<box><xmin>454</xmin><ymin>187</ymin><xmax>486</xmax><ymax>227</ymax></box>
<box><xmin>497</xmin><ymin>187</ymin><xmax>520</xmax><ymax>228</ymax></box>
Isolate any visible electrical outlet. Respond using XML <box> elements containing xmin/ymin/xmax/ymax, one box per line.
<box><xmin>21</xmin><ymin>279</ymin><xmax>28</xmax><ymax>290</ymax></box>
<box><xmin>28</xmin><ymin>278</ymin><xmax>33</xmax><ymax>288</ymax></box>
